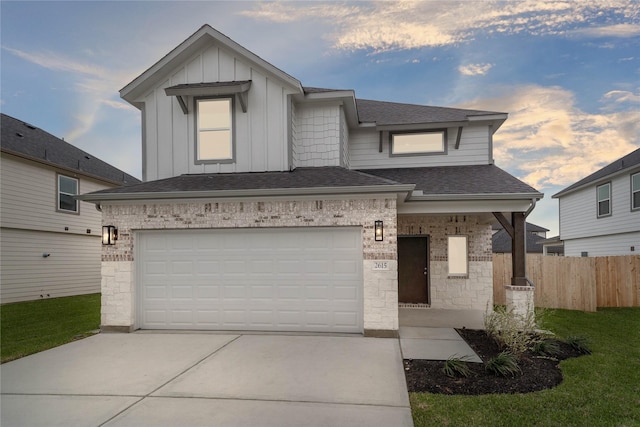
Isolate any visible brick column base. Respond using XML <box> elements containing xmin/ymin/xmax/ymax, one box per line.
<box><xmin>504</xmin><ymin>285</ymin><xmax>535</xmax><ymax>322</ymax></box>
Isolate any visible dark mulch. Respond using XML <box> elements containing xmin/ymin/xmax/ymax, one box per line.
<box><xmin>404</xmin><ymin>329</ymin><xmax>586</xmax><ymax>395</ymax></box>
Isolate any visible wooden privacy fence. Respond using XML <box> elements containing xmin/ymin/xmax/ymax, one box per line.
<box><xmin>493</xmin><ymin>254</ymin><xmax>640</xmax><ymax>312</ymax></box>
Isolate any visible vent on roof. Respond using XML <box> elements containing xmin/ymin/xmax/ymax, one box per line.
<box><xmin>16</xmin><ymin>132</ymin><xmax>24</xmax><ymax>138</ymax></box>
<box><xmin>23</xmin><ymin>122</ymin><xmax>37</xmax><ymax>130</ymax></box>
<box><xmin>84</xmin><ymin>155</ymin><xmax>91</xmax><ymax>160</ymax></box>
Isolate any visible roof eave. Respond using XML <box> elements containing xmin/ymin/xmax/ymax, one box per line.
<box><xmin>297</xmin><ymin>90</ymin><xmax>359</xmax><ymax>127</ymax></box>
<box><xmin>553</xmin><ymin>164</ymin><xmax>640</xmax><ymax>198</ymax></box>
<box><xmin>78</xmin><ymin>184</ymin><xmax>416</xmax><ymax>203</ymax></box>
<box><xmin>408</xmin><ymin>192</ymin><xmax>544</xmax><ymax>202</ymax></box>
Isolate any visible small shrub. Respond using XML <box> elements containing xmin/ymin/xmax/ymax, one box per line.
<box><xmin>442</xmin><ymin>355</ymin><xmax>472</xmax><ymax>378</ymax></box>
<box><xmin>566</xmin><ymin>336</ymin><xmax>592</xmax><ymax>354</ymax></box>
<box><xmin>485</xmin><ymin>351</ymin><xmax>522</xmax><ymax>377</ymax></box>
<box><xmin>484</xmin><ymin>304</ymin><xmax>540</xmax><ymax>356</ymax></box>
<box><xmin>533</xmin><ymin>339</ymin><xmax>561</xmax><ymax>357</ymax></box>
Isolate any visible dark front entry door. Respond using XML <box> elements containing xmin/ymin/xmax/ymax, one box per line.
<box><xmin>398</xmin><ymin>236</ymin><xmax>429</xmax><ymax>304</ymax></box>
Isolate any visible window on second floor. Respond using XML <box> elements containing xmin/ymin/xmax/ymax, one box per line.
<box><xmin>58</xmin><ymin>174</ymin><xmax>78</xmax><ymax>213</ymax></box>
<box><xmin>391</xmin><ymin>130</ymin><xmax>446</xmax><ymax>156</ymax></box>
<box><xmin>596</xmin><ymin>182</ymin><xmax>611</xmax><ymax>218</ymax></box>
<box><xmin>196</xmin><ymin>97</ymin><xmax>233</xmax><ymax>162</ymax></box>
<box><xmin>632</xmin><ymin>172</ymin><xmax>640</xmax><ymax>211</ymax></box>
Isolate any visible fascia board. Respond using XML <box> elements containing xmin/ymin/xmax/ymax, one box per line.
<box><xmin>398</xmin><ymin>199</ymin><xmax>537</xmax><ymax>214</ymax></box>
<box><xmin>408</xmin><ymin>192</ymin><xmax>544</xmax><ymax>201</ymax></box>
<box><xmin>77</xmin><ymin>184</ymin><xmax>416</xmax><ymax>202</ymax></box>
<box><xmin>375</xmin><ymin>121</ymin><xmax>469</xmax><ymax>131</ymax></box>
<box><xmin>553</xmin><ymin>164</ymin><xmax>640</xmax><ymax>199</ymax></box>
<box><xmin>1</xmin><ymin>148</ymin><xmax>135</xmax><ymax>187</ymax></box>
<box><xmin>299</xmin><ymin>91</ymin><xmax>359</xmax><ymax>127</ymax></box>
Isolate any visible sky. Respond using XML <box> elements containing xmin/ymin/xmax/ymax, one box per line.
<box><xmin>2</xmin><ymin>1</ymin><xmax>639</xmax><ymax>236</ymax></box>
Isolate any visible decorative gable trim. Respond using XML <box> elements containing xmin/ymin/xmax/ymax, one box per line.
<box><xmin>165</xmin><ymin>81</ymin><xmax>252</xmax><ymax>113</ymax></box>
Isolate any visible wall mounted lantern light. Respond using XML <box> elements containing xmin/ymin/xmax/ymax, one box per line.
<box><xmin>374</xmin><ymin>220</ymin><xmax>384</xmax><ymax>241</ymax></box>
<box><xmin>102</xmin><ymin>225</ymin><xmax>118</xmax><ymax>245</ymax></box>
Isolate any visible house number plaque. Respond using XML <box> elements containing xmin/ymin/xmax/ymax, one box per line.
<box><xmin>373</xmin><ymin>261</ymin><xmax>389</xmax><ymax>270</ymax></box>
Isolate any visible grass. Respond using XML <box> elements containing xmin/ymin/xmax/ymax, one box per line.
<box><xmin>410</xmin><ymin>307</ymin><xmax>640</xmax><ymax>427</ymax></box>
<box><xmin>1</xmin><ymin>293</ymin><xmax>100</xmax><ymax>363</ymax></box>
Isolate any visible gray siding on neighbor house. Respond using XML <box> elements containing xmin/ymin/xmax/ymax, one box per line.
<box><xmin>348</xmin><ymin>124</ymin><xmax>491</xmax><ymax>169</ymax></box>
<box><xmin>1</xmin><ymin>155</ymin><xmax>107</xmax><ymax>235</ymax></box>
<box><xmin>0</xmin><ymin>228</ymin><xmax>101</xmax><ymax>303</ymax></box>
<box><xmin>559</xmin><ymin>171</ymin><xmax>639</xmax><ymax>240</ymax></box>
<box><xmin>0</xmin><ymin>154</ymin><xmax>110</xmax><ymax>303</ymax></box>
<box><xmin>140</xmin><ymin>44</ymin><xmax>297</xmax><ymax>180</ymax></box>
<box><xmin>564</xmin><ymin>232</ymin><xmax>640</xmax><ymax>257</ymax></box>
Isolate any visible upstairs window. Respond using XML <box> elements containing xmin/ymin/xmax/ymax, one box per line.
<box><xmin>632</xmin><ymin>172</ymin><xmax>640</xmax><ymax>211</ymax></box>
<box><xmin>597</xmin><ymin>182</ymin><xmax>611</xmax><ymax>218</ymax></box>
<box><xmin>58</xmin><ymin>175</ymin><xmax>78</xmax><ymax>213</ymax></box>
<box><xmin>196</xmin><ymin>97</ymin><xmax>233</xmax><ymax>162</ymax></box>
<box><xmin>391</xmin><ymin>130</ymin><xmax>446</xmax><ymax>156</ymax></box>
<box><xmin>447</xmin><ymin>235</ymin><xmax>468</xmax><ymax>276</ymax></box>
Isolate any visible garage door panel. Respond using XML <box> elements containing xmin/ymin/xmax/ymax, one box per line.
<box><xmin>138</xmin><ymin>228</ymin><xmax>362</xmax><ymax>332</ymax></box>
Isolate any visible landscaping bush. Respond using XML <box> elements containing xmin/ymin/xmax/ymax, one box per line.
<box><xmin>442</xmin><ymin>356</ymin><xmax>472</xmax><ymax>378</ymax></box>
<box><xmin>485</xmin><ymin>351</ymin><xmax>521</xmax><ymax>377</ymax></box>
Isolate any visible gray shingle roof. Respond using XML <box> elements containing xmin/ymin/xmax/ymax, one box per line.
<box><xmin>83</xmin><ymin>167</ymin><xmax>403</xmax><ymax>197</ymax></box>
<box><xmin>361</xmin><ymin>165</ymin><xmax>540</xmax><ymax>196</ymax></box>
<box><xmin>492</xmin><ymin>221</ymin><xmax>548</xmax><ymax>232</ymax></box>
<box><xmin>355</xmin><ymin>99</ymin><xmax>505</xmax><ymax>126</ymax></box>
<box><xmin>1</xmin><ymin>113</ymin><xmax>139</xmax><ymax>185</ymax></box>
<box><xmin>554</xmin><ymin>148</ymin><xmax>640</xmax><ymax>198</ymax></box>
<box><xmin>492</xmin><ymin>229</ymin><xmax>563</xmax><ymax>254</ymax></box>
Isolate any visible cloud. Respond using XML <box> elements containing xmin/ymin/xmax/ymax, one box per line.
<box><xmin>244</xmin><ymin>1</ymin><xmax>640</xmax><ymax>52</ymax></box>
<box><xmin>602</xmin><ymin>90</ymin><xmax>640</xmax><ymax>104</ymax></box>
<box><xmin>3</xmin><ymin>46</ymin><xmax>134</xmax><ymax>143</ymax></box>
<box><xmin>458</xmin><ymin>63</ymin><xmax>493</xmax><ymax>76</ymax></box>
<box><xmin>571</xmin><ymin>23</ymin><xmax>640</xmax><ymax>38</ymax></box>
<box><xmin>457</xmin><ymin>85</ymin><xmax>640</xmax><ymax>190</ymax></box>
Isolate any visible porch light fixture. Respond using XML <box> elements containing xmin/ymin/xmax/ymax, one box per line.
<box><xmin>102</xmin><ymin>225</ymin><xmax>118</xmax><ymax>245</ymax></box>
<box><xmin>374</xmin><ymin>220</ymin><xmax>384</xmax><ymax>241</ymax></box>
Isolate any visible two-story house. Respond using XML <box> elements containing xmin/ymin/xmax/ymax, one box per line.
<box><xmin>80</xmin><ymin>25</ymin><xmax>542</xmax><ymax>336</ymax></box>
<box><xmin>553</xmin><ymin>148</ymin><xmax>640</xmax><ymax>257</ymax></box>
<box><xmin>1</xmin><ymin>113</ymin><xmax>139</xmax><ymax>303</ymax></box>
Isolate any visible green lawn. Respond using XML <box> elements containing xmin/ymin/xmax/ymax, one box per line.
<box><xmin>411</xmin><ymin>307</ymin><xmax>640</xmax><ymax>427</ymax></box>
<box><xmin>1</xmin><ymin>293</ymin><xmax>100</xmax><ymax>363</ymax></box>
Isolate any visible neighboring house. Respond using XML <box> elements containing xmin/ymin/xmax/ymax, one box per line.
<box><xmin>0</xmin><ymin>113</ymin><xmax>140</xmax><ymax>303</ymax></box>
<box><xmin>492</xmin><ymin>222</ymin><xmax>563</xmax><ymax>255</ymax></box>
<box><xmin>80</xmin><ymin>25</ymin><xmax>542</xmax><ymax>336</ymax></box>
<box><xmin>553</xmin><ymin>148</ymin><xmax>640</xmax><ymax>257</ymax></box>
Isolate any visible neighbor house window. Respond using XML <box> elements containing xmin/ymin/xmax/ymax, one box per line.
<box><xmin>596</xmin><ymin>182</ymin><xmax>611</xmax><ymax>217</ymax></box>
<box><xmin>447</xmin><ymin>235</ymin><xmax>468</xmax><ymax>276</ymax></box>
<box><xmin>391</xmin><ymin>130</ymin><xmax>446</xmax><ymax>155</ymax></box>
<box><xmin>58</xmin><ymin>175</ymin><xmax>78</xmax><ymax>213</ymax></box>
<box><xmin>196</xmin><ymin>97</ymin><xmax>233</xmax><ymax>162</ymax></box>
<box><xmin>632</xmin><ymin>173</ymin><xmax>640</xmax><ymax>211</ymax></box>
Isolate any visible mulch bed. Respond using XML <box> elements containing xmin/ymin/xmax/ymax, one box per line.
<box><xmin>404</xmin><ymin>329</ymin><xmax>586</xmax><ymax>395</ymax></box>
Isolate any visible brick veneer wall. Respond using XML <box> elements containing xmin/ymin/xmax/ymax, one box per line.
<box><xmin>100</xmin><ymin>197</ymin><xmax>398</xmax><ymax>334</ymax></box>
<box><xmin>398</xmin><ymin>214</ymin><xmax>493</xmax><ymax>310</ymax></box>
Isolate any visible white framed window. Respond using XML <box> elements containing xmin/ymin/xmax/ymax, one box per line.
<box><xmin>57</xmin><ymin>174</ymin><xmax>78</xmax><ymax>213</ymax></box>
<box><xmin>447</xmin><ymin>235</ymin><xmax>468</xmax><ymax>276</ymax></box>
<box><xmin>391</xmin><ymin>130</ymin><xmax>446</xmax><ymax>156</ymax></box>
<box><xmin>196</xmin><ymin>97</ymin><xmax>233</xmax><ymax>162</ymax></box>
<box><xmin>596</xmin><ymin>182</ymin><xmax>611</xmax><ymax>218</ymax></box>
<box><xmin>632</xmin><ymin>173</ymin><xmax>640</xmax><ymax>211</ymax></box>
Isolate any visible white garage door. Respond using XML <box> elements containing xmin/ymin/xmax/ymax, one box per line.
<box><xmin>137</xmin><ymin>227</ymin><xmax>363</xmax><ymax>333</ymax></box>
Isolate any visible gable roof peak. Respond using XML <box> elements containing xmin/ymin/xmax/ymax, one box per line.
<box><xmin>120</xmin><ymin>24</ymin><xmax>302</xmax><ymax>105</ymax></box>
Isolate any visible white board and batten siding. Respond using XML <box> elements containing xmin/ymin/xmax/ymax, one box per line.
<box><xmin>559</xmin><ymin>171</ymin><xmax>640</xmax><ymax>257</ymax></box>
<box><xmin>137</xmin><ymin>228</ymin><xmax>363</xmax><ymax>333</ymax></box>
<box><xmin>348</xmin><ymin>124</ymin><xmax>491</xmax><ymax>169</ymax></box>
<box><xmin>141</xmin><ymin>44</ymin><xmax>298</xmax><ymax>181</ymax></box>
<box><xmin>0</xmin><ymin>155</ymin><xmax>108</xmax><ymax>303</ymax></box>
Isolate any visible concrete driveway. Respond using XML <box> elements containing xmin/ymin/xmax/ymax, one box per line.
<box><xmin>0</xmin><ymin>333</ymin><xmax>413</xmax><ymax>427</ymax></box>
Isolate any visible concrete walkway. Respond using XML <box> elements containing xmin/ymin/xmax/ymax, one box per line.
<box><xmin>399</xmin><ymin>327</ymin><xmax>482</xmax><ymax>363</ymax></box>
<box><xmin>0</xmin><ymin>333</ymin><xmax>413</xmax><ymax>427</ymax></box>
